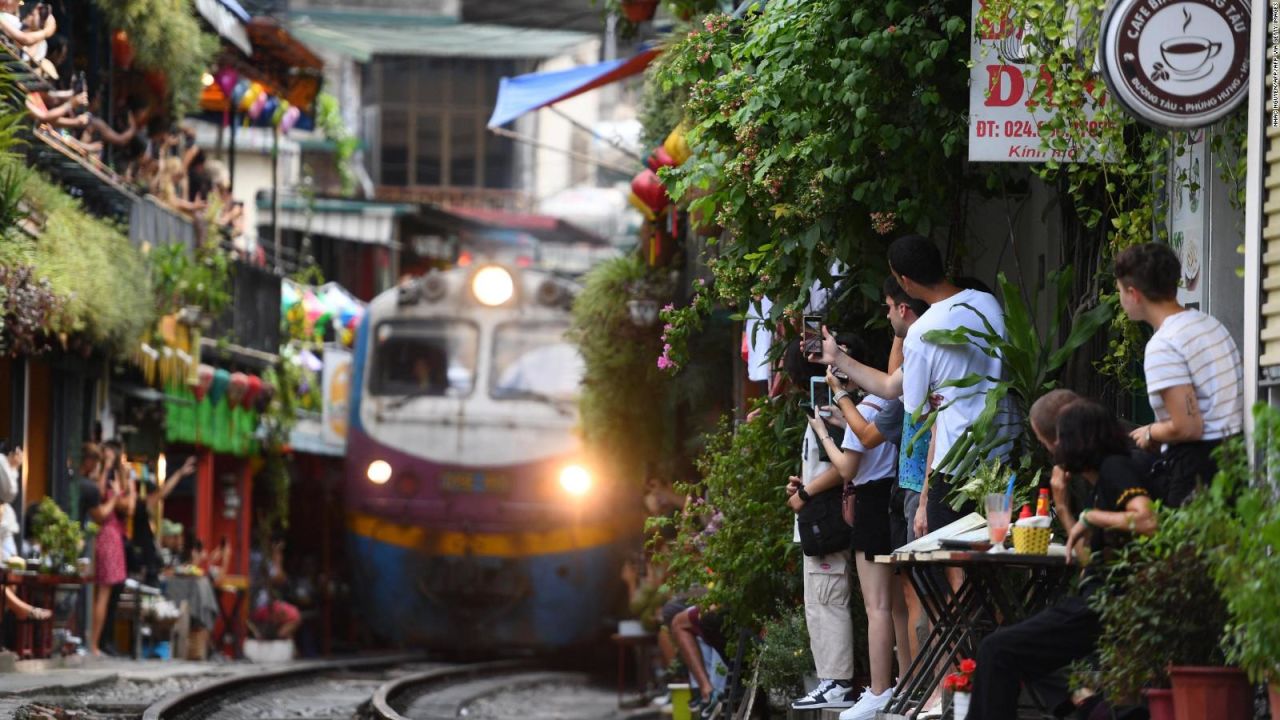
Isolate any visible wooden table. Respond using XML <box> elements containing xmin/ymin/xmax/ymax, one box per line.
<box><xmin>1</xmin><ymin>569</ymin><xmax>89</xmax><ymax>659</ymax></box>
<box><xmin>876</xmin><ymin>549</ymin><xmax>1074</xmax><ymax>720</ymax></box>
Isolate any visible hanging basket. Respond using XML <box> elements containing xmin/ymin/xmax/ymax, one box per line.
<box><xmin>621</xmin><ymin>0</ymin><xmax>659</xmax><ymax>23</ymax></box>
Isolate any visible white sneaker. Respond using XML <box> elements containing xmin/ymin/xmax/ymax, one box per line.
<box><xmin>791</xmin><ymin>679</ymin><xmax>856</xmax><ymax>709</ymax></box>
<box><xmin>838</xmin><ymin>686</ymin><xmax>894</xmax><ymax>720</ymax></box>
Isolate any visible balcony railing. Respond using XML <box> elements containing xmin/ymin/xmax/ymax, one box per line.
<box><xmin>206</xmin><ymin>259</ymin><xmax>282</xmax><ymax>361</ymax></box>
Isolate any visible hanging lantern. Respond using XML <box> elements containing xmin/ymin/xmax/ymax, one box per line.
<box><xmin>239</xmin><ymin>82</ymin><xmax>263</xmax><ymax>112</ymax></box>
<box><xmin>192</xmin><ymin>364</ymin><xmax>215</xmax><ymax>401</ymax></box>
<box><xmin>664</xmin><ymin>124</ymin><xmax>692</xmax><ymax>166</ymax></box>
<box><xmin>279</xmin><ymin>105</ymin><xmax>301</xmax><ymax>134</ymax></box>
<box><xmin>144</xmin><ymin>70</ymin><xmax>168</xmax><ymax>99</ymax></box>
<box><xmin>209</xmin><ymin>368</ymin><xmax>231</xmax><ymax>404</ymax></box>
<box><xmin>629</xmin><ymin>169</ymin><xmax>669</xmax><ymax>221</ymax></box>
<box><xmin>647</xmin><ymin>146</ymin><xmax>676</xmax><ymax>172</ymax></box>
<box><xmin>215</xmin><ymin>67</ymin><xmax>238</xmax><ymax>97</ymax></box>
<box><xmin>227</xmin><ymin>372</ymin><xmax>250</xmax><ymax>408</ymax></box>
<box><xmin>271</xmin><ymin>100</ymin><xmax>290</xmax><ymax>128</ymax></box>
<box><xmin>620</xmin><ymin>0</ymin><xmax>659</xmax><ymax>22</ymax></box>
<box><xmin>111</xmin><ymin>30</ymin><xmax>135</xmax><ymax>69</ymax></box>
<box><xmin>248</xmin><ymin>92</ymin><xmax>269</xmax><ymax>121</ymax></box>
<box><xmin>257</xmin><ymin>96</ymin><xmax>279</xmax><ymax>126</ymax></box>
<box><xmin>243</xmin><ymin>374</ymin><xmax>263</xmax><ymax>409</ymax></box>
<box><xmin>230</xmin><ymin>79</ymin><xmax>250</xmax><ymax>111</ymax></box>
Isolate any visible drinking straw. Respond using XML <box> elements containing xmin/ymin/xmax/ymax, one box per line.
<box><xmin>1004</xmin><ymin>472</ymin><xmax>1017</xmax><ymax>506</ymax></box>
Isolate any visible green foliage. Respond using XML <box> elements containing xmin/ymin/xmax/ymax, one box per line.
<box><xmin>657</xmin><ymin>0</ymin><xmax>986</xmax><ymax>333</ymax></box>
<box><xmin>952</xmin><ymin>458</ymin><xmax>1034</xmax><ymax>516</ymax></box>
<box><xmin>33</xmin><ymin>497</ymin><xmax>83</xmax><ymax>567</ymax></box>
<box><xmin>90</xmin><ymin>0</ymin><xmax>218</xmax><ymax>118</ymax></box>
<box><xmin>919</xmin><ymin>269</ymin><xmax>1112</xmax><ymax>504</ymax></box>
<box><xmin>0</xmin><ymin>163</ymin><xmax>155</xmax><ymax>353</ymax></box>
<box><xmin>314</xmin><ymin>93</ymin><xmax>359</xmax><ymax>196</ymax></box>
<box><xmin>756</xmin><ymin>605</ymin><xmax>814</xmax><ymax>697</ymax></box>
<box><xmin>652</xmin><ymin>399</ymin><xmax>804</xmax><ymax>629</ymax></box>
<box><xmin>569</xmin><ymin>256</ymin><xmax>676</xmax><ymax>486</ymax></box>
<box><xmin>0</xmin><ymin>264</ymin><xmax>65</xmax><ymax>357</ymax></box>
<box><xmin>148</xmin><ymin>240</ymin><xmax>233</xmax><ymax>317</ymax></box>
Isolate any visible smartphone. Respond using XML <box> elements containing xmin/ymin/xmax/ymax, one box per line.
<box><xmin>810</xmin><ymin>376</ymin><xmax>832</xmax><ymax>418</ymax></box>
<box><xmin>803</xmin><ymin>314</ymin><xmax>822</xmax><ymax>355</ymax></box>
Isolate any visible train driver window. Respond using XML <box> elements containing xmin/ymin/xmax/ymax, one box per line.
<box><xmin>370</xmin><ymin>320</ymin><xmax>478</xmax><ymax>397</ymax></box>
<box><xmin>491</xmin><ymin>322</ymin><xmax>584</xmax><ymax>401</ymax></box>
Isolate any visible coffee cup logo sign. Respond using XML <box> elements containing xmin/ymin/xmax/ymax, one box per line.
<box><xmin>1101</xmin><ymin>0</ymin><xmax>1250</xmax><ymax>128</ymax></box>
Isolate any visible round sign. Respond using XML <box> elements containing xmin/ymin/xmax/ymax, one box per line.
<box><xmin>1100</xmin><ymin>0</ymin><xmax>1250</xmax><ymax>128</ymax></box>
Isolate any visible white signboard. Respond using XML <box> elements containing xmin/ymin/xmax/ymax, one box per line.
<box><xmin>1169</xmin><ymin>131</ymin><xmax>1207</xmax><ymax>308</ymax></box>
<box><xmin>321</xmin><ymin>347</ymin><xmax>353</xmax><ymax>447</ymax></box>
<box><xmin>968</xmin><ymin>0</ymin><xmax>1114</xmax><ymax>162</ymax></box>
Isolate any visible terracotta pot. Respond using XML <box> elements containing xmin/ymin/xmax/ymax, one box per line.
<box><xmin>1270</xmin><ymin>682</ymin><xmax>1280</xmax><ymax>718</ymax></box>
<box><xmin>621</xmin><ymin>0</ymin><xmax>658</xmax><ymax>22</ymax></box>
<box><xmin>1169</xmin><ymin>666</ymin><xmax>1252</xmax><ymax>720</ymax></box>
<box><xmin>1142</xmin><ymin>688</ymin><xmax>1175</xmax><ymax>720</ymax></box>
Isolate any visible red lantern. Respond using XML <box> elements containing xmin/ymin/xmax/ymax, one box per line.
<box><xmin>227</xmin><ymin>372</ymin><xmax>250</xmax><ymax>408</ymax></box>
<box><xmin>144</xmin><ymin>70</ymin><xmax>168</xmax><ymax>100</ymax></box>
<box><xmin>111</xmin><ymin>30</ymin><xmax>135</xmax><ymax>70</ymax></box>
<box><xmin>630</xmin><ymin>168</ymin><xmax>669</xmax><ymax>221</ymax></box>
<box><xmin>647</xmin><ymin>146</ymin><xmax>676</xmax><ymax>172</ymax></box>
<box><xmin>192</xmin><ymin>364</ymin><xmax>214</xmax><ymax>401</ymax></box>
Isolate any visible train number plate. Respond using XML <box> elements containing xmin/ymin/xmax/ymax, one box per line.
<box><xmin>441</xmin><ymin>472</ymin><xmax>512</xmax><ymax>493</ymax></box>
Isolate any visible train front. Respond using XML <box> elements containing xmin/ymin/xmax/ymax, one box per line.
<box><xmin>344</xmin><ymin>265</ymin><xmax>628</xmax><ymax>651</ymax></box>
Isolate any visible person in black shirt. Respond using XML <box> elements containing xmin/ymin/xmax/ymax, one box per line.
<box><xmin>970</xmin><ymin>400</ymin><xmax>1157</xmax><ymax>720</ymax></box>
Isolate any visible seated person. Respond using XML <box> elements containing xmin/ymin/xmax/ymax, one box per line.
<box><xmin>249</xmin><ymin>534</ymin><xmax>301</xmax><ymax>641</ymax></box>
<box><xmin>0</xmin><ymin>0</ymin><xmax>53</xmax><ymax>52</ymax></box>
<box><xmin>665</xmin><ymin>601</ymin><xmax>728</xmax><ymax>719</ymax></box>
<box><xmin>970</xmin><ymin>398</ymin><xmax>1157</xmax><ymax>720</ymax></box>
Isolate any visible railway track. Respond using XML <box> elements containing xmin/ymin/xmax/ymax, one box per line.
<box><xmin>141</xmin><ymin>656</ymin><xmax>655</xmax><ymax>720</ymax></box>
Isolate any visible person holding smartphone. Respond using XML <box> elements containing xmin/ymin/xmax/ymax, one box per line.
<box><xmin>86</xmin><ymin>442</ymin><xmax>133</xmax><ymax>657</ymax></box>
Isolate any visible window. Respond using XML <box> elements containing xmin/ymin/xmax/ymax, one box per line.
<box><xmin>369</xmin><ymin>320</ymin><xmax>479</xmax><ymax>398</ymax></box>
<box><xmin>450</xmin><ymin>114</ymin><xmax>478</xmax><ymax>187</ymax></box>
<box><xmin>490</xmin><ymin>322</ymin><xmax>583</xmax><ymax>401</ymax></box>
<box><xmin>414</xmin><ymin>114</ymin><xmax>442</xmax><ymax>186</ymax></box>
<box><xmin>380</xmin><ymin>108</ymin><xmax>408</xmax><ymax>186</ymax></box>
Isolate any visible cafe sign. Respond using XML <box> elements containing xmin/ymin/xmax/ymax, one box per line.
<box><xmin>1100</xmin><ymin>0</ymin><xmax>1250</xmax><ymax>129</ymax></box>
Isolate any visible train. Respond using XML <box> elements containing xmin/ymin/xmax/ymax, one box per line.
<box><xmin>343</xmin><ymin>264</ymin><xmax>636</xmax><ymax>650</ymax></box>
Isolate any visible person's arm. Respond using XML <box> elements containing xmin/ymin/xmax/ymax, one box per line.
<box><xmin>1066</xmin><ymin>495</ymin><xmax>1158</xmax><ymax>560</ymax></box>
<box><xmin>90</xmin><ymin>115</ymin><xmax>137</xmax><ymax>146</ymax></box>
<box><xmin>1132</xmin><ymin>383</ymin><xmax>1204</xmax><ymax>450</ymax></box>
<box><xmin>1</xmin><ymin>14</ymin><xmax>54</xmax><ymax>47</ymax></box>
<box><xmin>116</xmin><ymin>473</ymin><xmax>138</xmax><ymax>515</ymax></box>
<box><xmin>26</xmin><ymin>93</ymin><xmax>71</xmax><ymax>122</ymax></box>
<box><xmin>887</xmin><ymin>335</ymin><xmax>905</xmax><ymax>375</ymax></box>
<box><xmin>151</xmin><ymin>457</ymin><xmax>198</xmax><ymax>507</ymax></box>
<box><xmin>787</xmin><ymin>465</ymin><xmax>844</xmax><ymax>512</ymax></box>
<box><xmin>914</xmin><ymin>429</ymin><xmax>939</xmax><ymax>538</ymax></box>
<box><xmin>831</xmin><ymin>391</ymin><xmax>886</xmax><ymax>448</ymax></box>
<box><xmin>1049</xmin><ymin>465</ymin><xmax>1076</xmax><ymax>535</ymax></box>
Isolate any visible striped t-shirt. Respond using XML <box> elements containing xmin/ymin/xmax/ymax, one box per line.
<box><xmin>1144</xmin><ymin>309</ymin><xmax>1244</xmax><ymax>441</ymax></box>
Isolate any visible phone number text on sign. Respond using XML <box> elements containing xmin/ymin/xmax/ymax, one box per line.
<box><xmin>968</xmin><ymin>0</ymin><xmax>1110</xmax><ymax>163</ymax></box>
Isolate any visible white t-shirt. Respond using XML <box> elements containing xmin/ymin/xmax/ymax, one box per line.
<box><xmin>840</xmin><ymin>394</ymin><xmax>898</xmax><ymax>485</ymax></box>
<box><xmin>1144</xmin><ymin>309</ymin><xmax>1244</xmax><ymax>441</ymax></box>
<box><xmin>901</xmin><ymin>288</ymin><xmax>1005</xmax><ymax>471</ymax></box>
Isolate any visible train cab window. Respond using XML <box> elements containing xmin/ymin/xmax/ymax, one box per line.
<box><xmin>491</xmin><ymin>322</ymin><xmax>584</xmax><ymax>401</ymax></box>
<box><xmin>370</xmin><ymin>320</ymin><xmax>479</xmax><ymax>397</ymax></box>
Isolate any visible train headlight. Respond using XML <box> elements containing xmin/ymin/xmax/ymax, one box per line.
<box><xmin>367</xmin><ymin>460</ymin><xmax>392</xmax><ymax>485</ymax></box>
<box><xmin>558</xmin><ymin>465</ymin><xmax>592</xmax><ymax>497</ymax></box>
<box><xmin>472</xmin><ymin>266</ymin><xmax>514</xmax><ymax>307</ymax></box>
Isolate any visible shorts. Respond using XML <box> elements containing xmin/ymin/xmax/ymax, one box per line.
<box><xmin>687</xmin><ymin>605</ymin><xmax>727</xmax><ymax>656</ymax></box>
<box><xmin>890</xmin><ymin>485</ymin><xmax>921</xmax><ymax>549</ymax></box>
<box><xmin>926</xmin><ymin>473</ymin><xmax>975</xmax><ymax>536</ymax></box>
<box><xmin>252</xmin><ymin>599</ymin><xmax>300</xmax><ymax>627</ymax></box>
<box><xmin>851</xmin><ymin>477</ymin><xmax>894</xmax><ymax>561</ymax></box>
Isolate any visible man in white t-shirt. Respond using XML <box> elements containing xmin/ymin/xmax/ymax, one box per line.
<box><xmin>813</xmin><ymin>235</ymin><xmax>1005</xmax><ymax>538</ymax></box>
<box><xmin>1115</xmin><ymin>242</ymin><xmax>1244</xmax><ymax>506</ymax></box>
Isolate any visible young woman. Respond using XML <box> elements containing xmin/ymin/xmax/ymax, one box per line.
<box><xmin>808</xmin><ymin>341</ymin><xmax>904</xmax><ymax>720</ymax></box>
<box><xmin>970</xmin><ymin>400</ymin><xmax>1157</xmax><ymax>719</ymax></box>
<box><xmin>87</xmin><ymin>444</ymin><xmax>133</xmax><ymax>657</ymax></box>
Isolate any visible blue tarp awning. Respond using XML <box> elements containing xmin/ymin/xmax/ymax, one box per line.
<box><xmin>487</xmin><ymin>48</ymin><xmax>659</xmax><ymax>128</ymax></box>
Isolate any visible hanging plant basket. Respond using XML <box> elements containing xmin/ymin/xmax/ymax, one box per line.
<box><xmin>621</xmin><ymin>0</ymin><xmax>659</xmax><ymax>23</ymax></box>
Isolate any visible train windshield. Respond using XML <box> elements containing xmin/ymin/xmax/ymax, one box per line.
<box><xmin>490</xmin><ymin>322</ymin><xmax>583</xmax><ymax>402</ymax></box>
<box><xmin>369</xmin><ymin>320</ymin><xmax>479</xmax><ymax>397</ymax></box>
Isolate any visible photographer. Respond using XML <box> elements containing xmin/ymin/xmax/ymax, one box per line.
<box><xmin>0</xmin><ymin>0</ymin><xmax>54</xmax><ymax>52</ymax></box>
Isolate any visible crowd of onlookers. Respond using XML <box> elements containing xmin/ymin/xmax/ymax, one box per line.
<box><xmin>632</xmin><ymin>237</ymin><xmax>1244</xmax><ymax>720</ymax></box>
<box><xmin>0</xmin><ymin>0</ymin><xmax>252</xmax><ymax>254</ymax></box>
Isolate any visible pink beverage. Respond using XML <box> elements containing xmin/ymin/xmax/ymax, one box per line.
<box><xmin>987</xmin><ymin>510</ymin><xmax>1011</xmax><ymax>544</ymax></box>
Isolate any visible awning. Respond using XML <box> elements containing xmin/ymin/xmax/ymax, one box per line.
<box><xmin>195</xmin><ymin>0</ymin><xmax>252</xmax><ymax>56</ymax></box>
<box><xmin>487</xmin><ymin>48</ymin><xmax>659</xmax><ymax>128</ymax></box>
<box><xmin>287</xmin><ymin>11</ymin><xmax>594</xmax><ymax>62</ymax></box>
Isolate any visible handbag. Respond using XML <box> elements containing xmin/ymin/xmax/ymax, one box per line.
<box><xmin>797</xmin><ymin>486</ymin><xmax>852</xmax><ymax>557</ymax></box>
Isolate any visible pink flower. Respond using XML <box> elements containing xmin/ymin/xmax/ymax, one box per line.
<box><xmin>657</xmin><ymin>355</ymin><xmax>674</xmax><ymax>370</ymax></box>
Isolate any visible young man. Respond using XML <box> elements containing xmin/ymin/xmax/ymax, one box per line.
<box><xmin>815</xmin><ymin>235</ymin><xmax>1005</xmax><ymax>538</ymax></box>
<box><xmin>1114</xmin><ymin>243</ymin><xmax>1244</xmax><ymax>506</ymax></box>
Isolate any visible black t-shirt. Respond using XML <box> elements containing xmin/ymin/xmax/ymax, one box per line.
<box><xmin>76</xmin><ymin>474</ymin><xmax>100</xmax><ymax>526</ymax></box>
<box><xmin>1080</xmin><ymin>453</ymin><xmax>1150</xmax><ymax>595</ymax></box>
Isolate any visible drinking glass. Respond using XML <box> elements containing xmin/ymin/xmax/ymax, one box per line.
<box><xmin>985</xmin><ymin>493</ymin><xmax>1012</xmax><ymax>552</ymax></box>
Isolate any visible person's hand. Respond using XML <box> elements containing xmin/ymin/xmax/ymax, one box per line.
<box><xmin>807</xmin><ymin>414</ymin><xmax>828</xmax><ymax>436</ymax></box>
<box><xmin>1065</xmin><ymin>519</ymin><xmax>1092</xmax><ymax>564</ymax></box>
<box><xmin>745</xmin><ymin>407</ymin><xmax>762</xmax><ymax>423</ymax></box>
<box><xmin>1050</xmin><ymin>465</ymin><xmax>1070</xmax><ymax>511</ymax></box>
<box><xmin>1130</xmin><ymin>425</ymin><xmax>1153</xmax><ymax>451</ymax></box>
<box><xmin>181</xmin><ymin>456</ymin><xmax>198</xmax><ymax>475</ymax></box>
<box><xmin>787</xmin><ymin>492</ymin><xmax>805</xmax><ymax>513</ymax></box>
<box><xmin>809</xmin><ymin>325</ymin><xmax>845</xmax><ymax>366</ymax></box>
<box><xmin>785</xmin><ymin>476</ymin><xmax>801</xmax><ymax>497</ymax></box>
<box><xmin>825</xmin><ymin>367</ymin><xmax>845</xmax><ymax>392</ymax></box>
<box><xmin>914</xmin><ymin>495</ymin><xmax>929</xmax><ymax>538</ymax></box>
<box><xmin>74</xmin><ymin>91</ymin><xmax>88</xmax><ymax>107</ymax></box>
<box><xmin>822</xmin><ymin>406</ymin><xmax>847</xmax><ymax>429</ymax></box>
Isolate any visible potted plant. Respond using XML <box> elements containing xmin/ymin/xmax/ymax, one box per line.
<box><xmin>620</xmin><ymin>0</ymin><xmax>659</xmax><ymax>23</ymax></box>
<box><xmin>942</xmin><ymin>658</ymin><xmax>976</xmax><ymax>719</ymax></box>
<box><xmin>32</xmin><ymin>497</ymin><xmax>84</xmax><ymax>575</ymax></box>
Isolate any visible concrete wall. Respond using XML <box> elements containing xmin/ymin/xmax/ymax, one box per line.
<box><xmin>530</xmin><ymin>39</ymin><xmax>604</xmax><ymax>203</ymax></box>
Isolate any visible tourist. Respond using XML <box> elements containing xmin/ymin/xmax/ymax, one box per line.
<box><xmin>1114</xmin><ymin>242</ymin><xmax>1244</xmax><ymax>506</ymax></box>
<box><xmin>970</xmin><ymin>399</ymin><xmax>1156</xmax><ymax>720</ymax></box>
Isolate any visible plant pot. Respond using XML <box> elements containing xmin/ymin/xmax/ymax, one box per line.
<box><xmin>1169</xmin><ymin>666</ymin><xmax>1252</xmax><ymax>720</ymax></box>
<box><xmin>1270</xmin><ymin>681</ymin><xmax>1280</xmax><ymax>719</ymax></box>
<box><xmin>621</xmin><ymin>0</ymin><xmax>658</xmax><ymax>22</ymax></box>
<box><xmin>951</xmin><ymin>691</ymin><xmax>970</xmax><ymax>719</ymax></box>
<box><xmin>1142</xmin><ymin>688</ymin><xmax>1175</xmax><ymax>720</ymax></box>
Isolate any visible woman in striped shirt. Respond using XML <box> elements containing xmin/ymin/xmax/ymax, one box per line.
<box><xmin>1114</xmin><ymin>242</ymin><xmax>1244</xmax><ymax>506</ymax></box>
